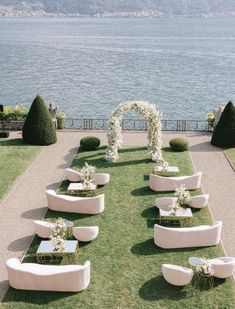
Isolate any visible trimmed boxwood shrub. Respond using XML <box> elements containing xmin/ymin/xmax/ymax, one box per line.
<box><xmin>22</xmin><ymin>95</ymin><xmax>57</xmax><ymax>145</ymax></box>
<box><xmin>80</xmin><ymin>136</ymin><xmax>100</xmax><ymax>151</ymax></box>
<box><xmin>169</xmin><ymin>137</ymin><xmax>189</xmax><ymax>152</ymax></box>
<box><xmin>211</xmin><ymin>101</ymin><xmax>235</xmax><ymax>147</ymax></box>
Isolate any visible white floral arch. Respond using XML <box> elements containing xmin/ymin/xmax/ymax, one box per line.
<box><xmin>104</xmin><ymin>101</ymin><xmax>163</xmax><ymax>162</ymax></box>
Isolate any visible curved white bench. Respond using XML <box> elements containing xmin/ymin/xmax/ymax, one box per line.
<box><xmin>46</xmin><ymin>190</ymin><xmax>105</xmax><ymax>214</ymax></box>
<box><xmin>155</xmin><ymin>194</ymin><xmax>209</xmax><ymax>210</ymax></box>
<box><xmin>162</xmin><ymin>264</ymin><xmax>193</xmax><ymax>286</ymax></box>
<box><xmin>6</xmin><ymin>258</ymin><xmax>90</xmax><ymax>292</ymax></box>
<box><xmin>65</xmin><ymin>168</ymin><xmax>110</xmax><ymax>186</ymax></box>
<box><xmin>154</xmin><ymin>221</ymin><xmax>222</xmax><ymax>249</ymax></box>
<box><xmin>149</xmin><ymin>171</ymin><xmax>202</xmax><ymax>192</ymax></box>
<box><xmin>155</xmin><ymin>197</ymin><xmax>177</xmax><ymax>211</ymax></box>
<box><xmin>187</xmin><ymin>194</ymin><xmax>209</xmax><ymax>209</ymax></box>
<box><xmin>209</xmin><ymin>257</ymin><xmax>235</xmax><ymax>279</ymax></box>
<box><xmin>65</xmin><ymin>168</ymin><xmax>84</xmax><ymax>182</ymax></box>
<box><xmin>73</xmin><ymin>226</ymin><xmax>99</xmax><ymax>242</ymax></box>
<box><xmin>34</xmin><ymin>220</ymin><xmax>54</xmax><ymax>238</ymax></box>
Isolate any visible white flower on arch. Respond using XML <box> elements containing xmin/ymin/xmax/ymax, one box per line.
<box><xmin>104</xmin><ymin>101</ymin><xmax>163</xmax><ymax>162</ymax></box>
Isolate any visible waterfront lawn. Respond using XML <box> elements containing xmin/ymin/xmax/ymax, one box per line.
<box><xmin>0</xmin><ymin>138</ymin><xmax>42</xmax><ymax>201</ymax></box>
<box><xmin>224</xmin><ymin>148</ymin><xmax>235</xmax><ymax>169</ymax></box>
<box><xmin>3</xmin><ymin>146</ymin><xmax>235</xmax><ymax>308</ymax></box>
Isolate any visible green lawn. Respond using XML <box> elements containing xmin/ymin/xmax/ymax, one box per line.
<box><xmin>224</xmin><ymin>148</ymin><xmax>235</xmax><ymax>170</ymax></box>
<box><xmin>0</xmin><ymin>138</ymin><xmax>42</xmax><ymax>201</ymax></box>
<box><xmin>3</xmin><ymin>146</ymin><xmax>235</xmax><ymax>308</ymax></box>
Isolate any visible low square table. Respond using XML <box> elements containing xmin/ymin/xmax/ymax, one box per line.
<box><xmin>153</xmin><ymin>165</ymin><xmax>179</xmax><ymax>176</ymax></box>
<box><xmin>68</xmin><ymin>182</ymin><xmax>97</xmax><ymax>192</ymax></box>
<box><xmin>159</xmin><ymin>207</ymin><xmax>193</xmax><ymax>226</ymax></box>
<box><xmin>36</xmin><ymin>240</ymin><xmax>78</xmax><ymax>264</ymax></box>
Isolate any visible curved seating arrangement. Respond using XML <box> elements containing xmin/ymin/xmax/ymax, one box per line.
<box><xmin>65</xmin><ymin>168</ymin><xmax>84</xmax><ymax>182</ymax></box>
<box><xmin>73</xmin><ymin>226</ymin><xmax>99</xmax><ymax>242</ymax></box>
<box><xmin>155</xmin><ymin>194</ymin><xmax>209</xmax><ymax>210</ymax></box>
<box><xmin>6</xmin><ymin>258</ymin><xmax>90</xmax><ymax>292</ymax></box>
<box><xmin>154</xmin><ymin>221</ymin><xmax>222</xmax><ymax>249</ymax></box>
<box><xmin>155</xmin><ymin>197</ymin><xmax>177</xmax><ymax>211</ymax></box>
<box><xmin>46</xmin><ymin>190</ymin><xmax>105</xmax><ymax>214</ymax></box>
<box><xmin>162</xmin><ymin>264</ymin><xmax>194</xmax><ymax>286</ymax></box>
<box><xmin>34</xmin><ymin>220</ymin><xmax>54</xmax><ymax>238</ymax></box>
<box><xmin>65</xmin><ymin>168</ymin><xmax>110</xmax><ymax>186</ymax></box>
<box><xmin>187</xmin><ymin>194</ymin><xmax>209</xmax><ymax>209</ymax></box>
<box><xmin>209</xmin><ymin>257</ymin><xmax>235</xmax><ymax>279</ymax></box>
<box><xmin>149</xmin><ymin>171</ymin><xmax>202</xmax><ymax>192</ymax></box>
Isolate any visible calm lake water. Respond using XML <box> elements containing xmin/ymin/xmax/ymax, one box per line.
<box><xmin>0</xmin><ymin>17</ymin><xmax>235</xmax><ymax>119</ymax></box>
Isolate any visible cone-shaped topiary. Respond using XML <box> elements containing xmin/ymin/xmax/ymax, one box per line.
<box><xmin>22</xmin><ymin>95</ymin><xmax>57</xmax><ymax>145</ymax></box>
<box><xmin>211</xmin><ymin>101</ymin><xmax>235</xmax><ymax>147</ymax></box>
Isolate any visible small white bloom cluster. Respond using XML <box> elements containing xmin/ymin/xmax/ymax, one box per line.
<box><xmin>195</xmin><ymin>258</ymin><xmax>214</xmax><ymax>276</ymax></box>
<box><xmin>158</xmin><ymin>159</ymin><xmax>169</xmax><ymax>171</ymax></box>
<box><xmin>169</xmin><ymin>202</ymin><xmax>183</xmax><ymax>216</ymax></box>
<box><xmin>50</xmin><ymin>217</ymin><xmax>67</xmax><ymax>252</ymax></box>
<box><xmin>80</xmin><ymin>162</ymin><xmax>95</xmax><ymax>188</ymax></box>
<box><xmin>104</xmin><ymin>101</ymin><xmax>163</xmax><ymax>162</ymax></box>
<box><xmin>174</xmin><ymin>184</ymin><xmax>191</xmax><ymax>206</ymax></box>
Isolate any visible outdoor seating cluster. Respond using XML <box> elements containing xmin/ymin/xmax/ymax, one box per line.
<box><xmin>6</xmin><ymin>163</ymin><xmax>110</xmax><ymax>292</ymax></box>
<box><xmin>149</xmin><ymin>164</ymin><xmax>235</xmax><ymax>287</ymax></box>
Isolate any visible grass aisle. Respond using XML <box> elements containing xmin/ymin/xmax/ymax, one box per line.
<box><xmin>3</xmin><ymin>146</ymin><xmax>235</xmax><ymax>308</ymax></box>
<box><xmin>0</xmin><ymin>138</ymin><xmax>42</xmax><ymax>201</ymax></box>
<box><xmin>224</xmin><ymin>148</ymin><xmax>235</xmax><ymax>170</ymax></box>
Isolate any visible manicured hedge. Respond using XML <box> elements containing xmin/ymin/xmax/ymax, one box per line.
<box><xmin>80</xmin><ymin>136</ymin><xmax>100</xmax><ymax>151</ymax></box>
<box><xmin>169</xmin><ymin>137</ymin><xmax>189</xmax><ymax>152</ymax></box>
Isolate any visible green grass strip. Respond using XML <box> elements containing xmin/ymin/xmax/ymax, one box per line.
<box><xmin>224</xmin><ymin>148</ymin><xmax>235</xmax><ymax>171</ymax></box>
<box><xmin>0</xmin><ymin>138</ymin><xmax>43</xmax><ymax>202</ymax></box>
<box><xmin>3</xmin><ymin>146</ymin><xmax>235</xmax><ymax>308</ymax></box>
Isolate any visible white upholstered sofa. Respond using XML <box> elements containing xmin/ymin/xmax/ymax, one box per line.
<box><xmin>149</xmin><ymin>171</ymin><xmax>202</xmax><ymax>192</ymax></box>
<box><xmin>162</xmin><ymin>264</ymin><xmax>194</xmax><ymax>286</ymax></box>
<box><xmin>155</xmin><ymin>194</ymin><xmax>209</xmax><ymax>210</ymax></box>
<box><xmin>46</xmin><ymin>190</ymin><xmax>105</xmax><ymax>214</ymax></box>
<box><xmin>73</xmin><ymin>226</ymin><xmax>99</xmax><ymax>242</ymax></box>
<box><xmin>209</xmin><ymin>257</ymin><xmax>235</xmax><ymax>279</ymax></box>
<box><xmin>6</xmin><ymin>258</ymin><xmax>90</xmax><ymax>292</ymax></box>
<box><xmin>154</xmin><ymin>221</ymin><xmax>222</xmax><ymax>249</ymax></box>
<box><xmin>34</xmin><ymin>220</ymin><xmax>54</xmax><ymax>238</ymax></box>
<box><xmin>65</xmin><ymin>168</ymin><xmax>110</xmax><ymax>186</ymax></box>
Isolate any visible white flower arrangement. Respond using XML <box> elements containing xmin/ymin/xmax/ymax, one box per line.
<box><xmin>158</xmin><ymin>159</ymin><xmax>169</xmax><ymax>171</ymax></box>
<box><xmin>169</xmin><ymin>202</ymin><xmax>183</xmax><ymax>216</ymax></box>
<box><xmin>174</xmin><ymin>184</ymin><xmax>191</xmax><ymax>206</ymax></box>
<box><xmin>104</xmin><ymin>101</ymin><xmax>163</xmax><ymax>162</ymax></box>
<box><xmin>195</xmin><ymin>258</ymin><xmax>214</xmax><ymax>276</ymax></box>
<box><xmin>80</xmin><ymin>162</ymin><xmax>95</xmax><ymax>188</ymax></box>
<box><xmin>50</xmin><ymin>217</ymin><xmax>67</xmax><ymax>252</ymax></box>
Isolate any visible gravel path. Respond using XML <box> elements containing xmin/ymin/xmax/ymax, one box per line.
<box><xmin>0</xmin><ymin>130</ymin><xmax>234</xmax><ymax>301</ymax></box>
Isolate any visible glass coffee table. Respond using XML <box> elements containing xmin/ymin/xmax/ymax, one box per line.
<box><xmin>159</xmin><ymin>207</ymin><xmax>193</xmax><ymax>226</ymax></box>
<box><xmin>36</xmin><ymin>240</ymin><xmax>78</xmax><ymax>264</ymax></box>
<box><xmin>67</xmin><ymin>183</ymin><xmax>97</xmax><ymax>196</ymax></box>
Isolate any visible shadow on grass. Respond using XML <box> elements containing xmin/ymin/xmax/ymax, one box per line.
<box><xmin>45</xmin><ymin>210</ymin><xmax>95</xmax><ymax>221</ymax></box>
<box><xmin>131</xmin><ymin>186</ymin><xmax>156</xmax><ymax>196</ymax></box>
<box><xmin>141</xmin><ymin>206</ymin><xmax>157</xmax><ymax>218</ymax></box>
<box><xmin>139</xmin><ymin>276</ymin><xmax>190</xmax><ymax>301</ymax></box>
<box><xmin>0</xmin><ymin>138</ymin><xmax>30</xmax><ymax>146</ymax></box>
<box><xmin>3</xmin><ymin>289</ymin><xmax>75</xmax><ymax>305</ymax></box>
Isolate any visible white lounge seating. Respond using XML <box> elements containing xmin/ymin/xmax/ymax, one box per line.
<box><xmin>149</xmin><ymin>171</ymin><xmax>202</xmax><ymax>192</ymax></box>
<box><xmin>65</xmin><ymin>168</ymin><xmax>110</xmax><ymax>186</ymax></box>
<box><xmin>162</xmin><ymin>264</ymin><xmax>194</xmax><ymax>286</ymax></box>
<box><xmin>34</xmin><ymin>220</ymin><xmax>54</xmax><ymax>238</ymax></box>
<box><xmin>46</xmin><ymin>190</ymin><xmax>105</xmax><ymax>214</ymax></box>
<box><xmin>154</xmin><ymin>221</ymin><xmax>222</xmax><ymax>249</ymax></box>
<box><xmin>155</xmin><ymin>194</ymin><xmax>209</xmax><ymax>210</ymax></box>
<box><xmin>65</xmin><ymin>168</ymin><xmax>84</xmax><ymax>182</ymax></box>
<box><xmin>209</xmin><ymin>257</ymin><xmax>235</xmax><ymax>279</ymax></box>
<box><xmin>187</xmin><ymin>194</ymin><xmax>209</xmax><ymax>209</ymax></box>
<box><xmin>73</xmin><ymin>226</ymin><xmax>99</xmax><ymax>242</ymax></box>
<box><xmin>6</xmin><ymin>258</ymin><xmax>90</xmax><ymax>292</ymax></box>
<box><xmin>155</xmin><ymin>197</ymin><xmax>177</xmax><ymax>211</ymax></box>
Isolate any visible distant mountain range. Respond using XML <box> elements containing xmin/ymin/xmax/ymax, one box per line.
<box><xmin>1</xmin><ymin>0</ymin><xmax>235</xmax><ymax>17</ymax></box>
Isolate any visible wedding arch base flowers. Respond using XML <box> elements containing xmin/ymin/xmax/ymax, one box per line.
<box><xmin>104</xmin><ymin>101</ymin><xmax>163</xmax><ymax>162</ymax></box>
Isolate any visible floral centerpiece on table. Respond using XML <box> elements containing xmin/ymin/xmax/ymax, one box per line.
<box><xmin>80</xmin><ymin>162</ymin><xmax>95</xmax><ymax>189</ymax></box>
<box><xmin>169</xmin><ymin>202</ymin><xmax>184</xmax><ymax>216</ymax></box>
<box><xmin>50</xmin><ymin>217</ymin><xmax>67</xmax><ymax>252</ymax></box>
<box><xmin>158</xmin><ymin>159</ymin><xmax>169</xmax><ymax>171</ymax></box>
<box><xmin>174</xmin><ymin>184</ymin><xmax>191</xmax><ymax>207</ymax></box>
<box><xmin>195</xmin><ymin>258</ymin><xmax>214</xmax><ymax>276</ymax></box>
